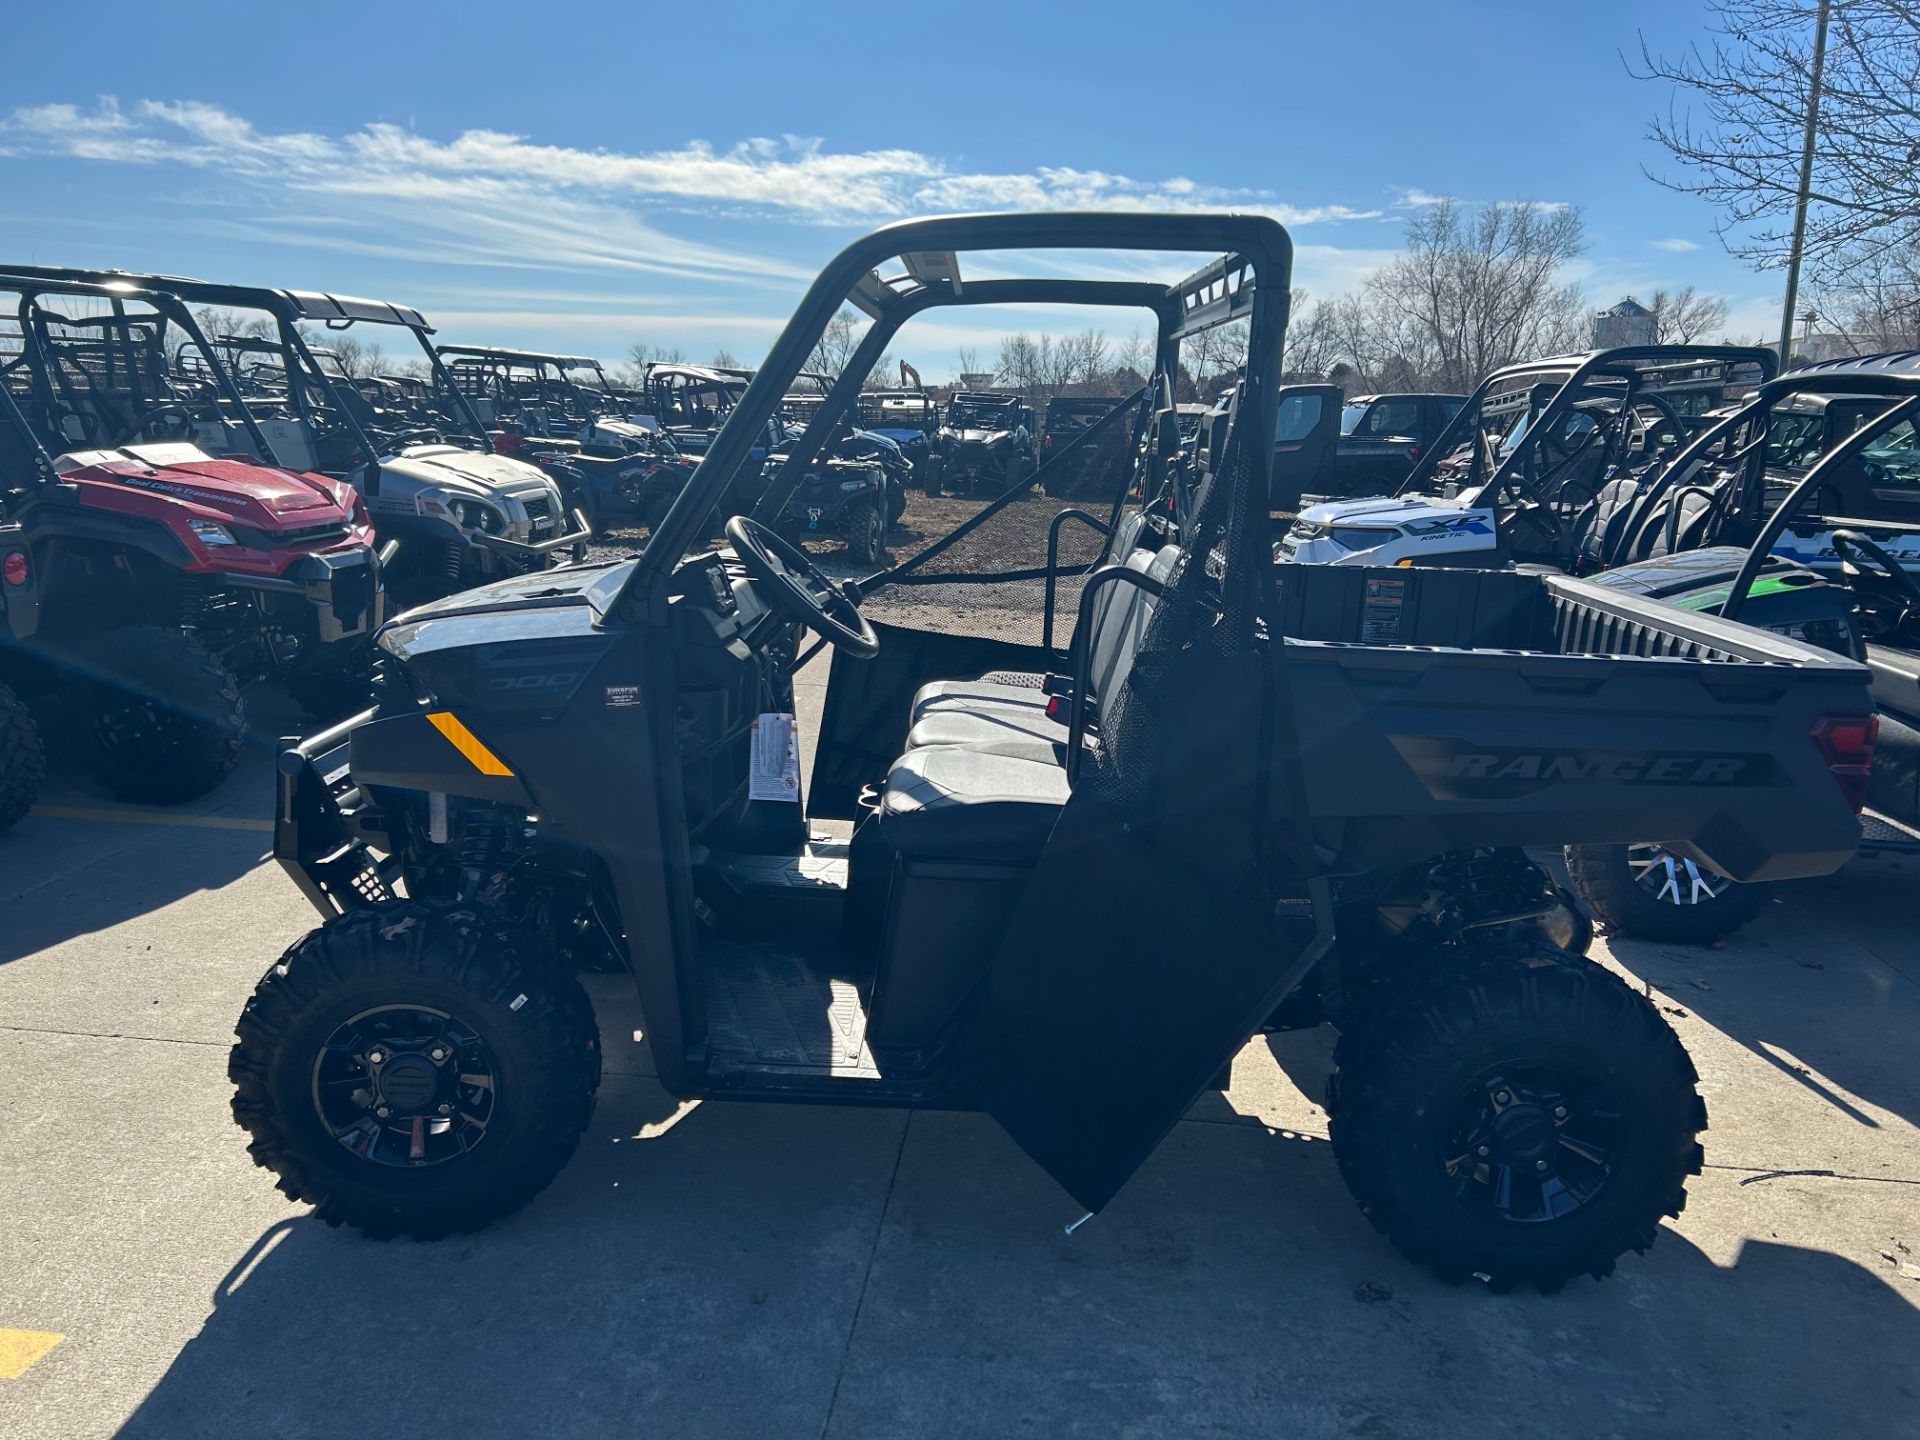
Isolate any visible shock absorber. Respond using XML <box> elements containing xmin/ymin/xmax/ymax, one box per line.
<box><xmin>455</xmin><ymin>812</ymin><xmax>518</xmax><ymax>905</ymax></box>
<box><xmin>441</xmin><ymin>538</ymin><xmax>467</xmax><ymax>587</ymax></box>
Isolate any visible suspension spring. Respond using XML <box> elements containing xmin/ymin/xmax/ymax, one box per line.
<box><xmin>456</xmin><ymin>814</ymin><xmax>519</xmax><ymax>904</ymax></box>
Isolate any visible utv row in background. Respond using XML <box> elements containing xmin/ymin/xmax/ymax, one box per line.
<box><xmin>436</xmin><ymin>343</ymin><xmax>694</xmax><ymax>533</ymax></box>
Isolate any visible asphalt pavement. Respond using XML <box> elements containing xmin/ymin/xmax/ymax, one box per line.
<box><xmin>1</xmin><ymin>678</ymin><xmax>1917</xmax><ymax>1439</ymax></box>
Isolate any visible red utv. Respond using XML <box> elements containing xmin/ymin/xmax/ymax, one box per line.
<box><xmin>0</xmin><ymin>277</ymin><xmax>383</xmax><ymax>804</ymax></box>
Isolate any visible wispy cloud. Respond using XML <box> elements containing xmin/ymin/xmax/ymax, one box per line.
<box><xmin>1397</xmin><ymin>188</ymin><xmax>1450</xmax><ymax>208</ymax></box>
<box><xmin>1651</xmin><ymin>237</ymin><xmax>1703</xmax><ymax>253</ymax></box>
<box><xmin>3</xmin><ymin>98</ymin><xmax>1380</xmax><ymax>246</ymax></box>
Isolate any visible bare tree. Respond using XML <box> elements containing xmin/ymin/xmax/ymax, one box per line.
<box><xmin>1817</xmin><ymin>233</ymin><xmax>1920</xmax><ymax>345</ymax></box>
<box><xmin>1637</xmin><ymin>1</ymin><xmax>1920</xmax><ymax>284</ymax></box>
<box><xmin>1110</xmin><ymin>330</ymin><xmax>1151</xmax><ymax>386</ymax></box>
<box><xmin>710</xmin><ymin>347</ymin><xmax>740</xmax><ymax>369</ymax></box>
<box><xmin>303</xmin><ymin>330</ymin><xmax>384</xmax><ymax>379</ymax></box>
<box><xmin>951</xmin><ymin>345</ymin><xmax>985</xmax><ymax>384</ymax></box>
<box><xmin>192</xmin><ymin>305</ymin><xmax>274</xmax><ymax>342</ymax></box>
<box><xmin>1063</xmin><ymin>328</ymin><xmax>1111</xmax><ymax>390</ymax></box>
<box><xmin>1647</xmin><ymin>285</ymin><xmax>1733</xmax><ymax>342</ymax></box>
<box><xmin>621</xmin><ymin>341</ymin><xmax>686</xmax><ymax>385</ymax></box>
<box><xmin>1368</xmin><ymin>199</ymin><xmax>1588</xmax><ymax>392</ymax></box>
<box><xmin>1281</xmin><ymin>292</ymin><xmax>1343</xmax><ymax>380</ymax></box>
<box><xmin>806</xmin><ymin>308</ymin><xmax>865</xmax><ymax>381</ymax></box>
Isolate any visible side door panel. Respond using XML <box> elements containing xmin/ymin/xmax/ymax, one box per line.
<box><xmin>958</xmin><ymin>647</ymin><xmax>1327</xmax><ymax>1211</ymax></box>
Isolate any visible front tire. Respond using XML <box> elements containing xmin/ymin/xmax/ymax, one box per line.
<box><xmin>0</xmin><ymin>682</ymin><xmax>46</xmax><ymax>832</ymax></box>
<box><xmin>229</xmin><ymin>904</ymin><xmax>602</xmax><ymax>1238</ymax></box>
<box><xmin>1328</xmin><ymin>942</ymin><xmax>1705</xmax><ymax>1290</ymax></box>
<box><xmin>845</xmin><ymin>499</ymin><xmax>885</xmax><ymax>565</ymax></box>
<box><xmin>1564</xmin><ymin>842</ymin><xmax>1769</xmax><ymax>944</ymax></box>
<box><xmin>72</xmin><ymin>626</ymin><xmax>245</xmax><ymax>804</ymax></box>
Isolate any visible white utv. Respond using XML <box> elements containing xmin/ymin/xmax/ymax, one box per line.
<box><xmin>1276</xmin><ymin>349</ymin><xmax>1774</xmax><ymax>571</ymax></box>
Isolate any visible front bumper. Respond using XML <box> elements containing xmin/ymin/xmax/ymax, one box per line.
<box><xmin>471</xmin><ymin>505</ymin><xmax>594</xmax><ymax>559</ymax></box>
<box><xmin>275</xmin><ymin>706</ymin><xmax>395</xmax><ymax>917</ymax></box>
<box><xmin>224</xmin><ymin>545</ymin><xmax>385</xmax><ymax>643</ymax></box>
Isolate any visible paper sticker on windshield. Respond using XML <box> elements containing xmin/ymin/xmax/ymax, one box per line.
<box><xmin>750</xmin><ymin>712</ymin><xmax>801</xmax><ymax>802</ymax></box>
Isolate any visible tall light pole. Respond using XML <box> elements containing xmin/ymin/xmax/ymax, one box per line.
<box><xmin>1778</xmin><ymin>0</ymin><xmax>1833</xmax><ymax>368</ymax></box>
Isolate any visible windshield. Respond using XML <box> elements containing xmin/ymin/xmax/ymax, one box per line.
<box><xmin>1339</xmin><ymin>403</ymin><xmax>1366</xmax><ymax>435</ymax></box>
<box><xmin>949</xmin><ymin>397</ymin><xmax>1017</xmax><ymax>426</ymax></box>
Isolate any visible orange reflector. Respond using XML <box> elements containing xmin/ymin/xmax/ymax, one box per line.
<box><xmin>425</xmin><ymin>712</ymin><xmax>515</xmax><ymax>777</ymax></box>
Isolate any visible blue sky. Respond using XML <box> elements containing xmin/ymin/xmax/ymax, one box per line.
<box><xmin>0</xmin><ymin>1</ymin><xmax>1788</xmax><ymax>375</ymax></box>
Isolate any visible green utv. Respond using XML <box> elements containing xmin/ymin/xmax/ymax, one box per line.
<box><xmin>235</xmin><ymin>215</ymin><xmax>1873</xmax><ymax>1291</ymax></box>
<box><xmin>1568</xmin><ymin>353</ymin><xmax>1920</xmax><ymax>941</ymax></box>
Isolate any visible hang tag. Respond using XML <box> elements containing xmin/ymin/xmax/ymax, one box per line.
<box><xmin>749</xmin><ymin>712</ymin><xmax>801</xmax><ymax>802</ymax></box>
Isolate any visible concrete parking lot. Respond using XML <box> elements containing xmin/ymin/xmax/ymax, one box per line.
<box><xmin>2</xmin><ymin>677</ymin><xmax>1918</xmax><ymax>1439</ymax></box>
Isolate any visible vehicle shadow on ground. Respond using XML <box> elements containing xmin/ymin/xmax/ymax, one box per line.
<box><xmin>114</xmin><ymin>1073</ymin><xmax>1920</xmax><ymax>1440</ymax></box>
<box><xmin>1599</xmin><ymin>852</ymin><xmax>1920</xmax><ymax>1134</ymax></box>
<box><xmin>0</xmin><ymin>691</ymin><xmax>299</xmax><ymax>965</ymax></box>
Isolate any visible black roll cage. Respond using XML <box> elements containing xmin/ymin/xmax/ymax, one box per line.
<box><xmin>623</xmin><ymin>214</ymin><xmax>1290</xmax><ymax>616</ymax></box>
<box><xmin>0</xmin><ymin>274</ymin><xmax>280</xmax><ymax>476</ymax></box>
<box><xmin>436</xmin><ymin>345</ymin><xmax>617</xmax><ymax>414</ymax></box>
<box><xmin>1598</xmin><ymin>353</ymin><xmax>1920</xmax><ymax>574</ymax></box>
<box><xmin>0</xmin><ymin>266</ymin><xmax>497</xmax><ymax>478</ymax></box>
<box><xmin>1395</xmin><ymin>346</ymin><xmax>1777</xmax><ymax>511</ymax></box>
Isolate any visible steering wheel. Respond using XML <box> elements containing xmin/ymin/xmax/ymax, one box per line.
<box><xmin>724</xmin><ymin>514</ymin><xmax>880</xmax><ymax>659</ymax></box>
<box><xmin>1830</xmin><ymin>529</ymin><xmax>1920</xmax><ymax>622</ymax></box>
<box><xmin>116</xmin><ymin>402</ymin><xmax>195</xmax><ymax>446</ymax></box>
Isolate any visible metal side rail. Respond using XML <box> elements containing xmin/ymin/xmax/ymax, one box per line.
<box><xmin>275</xmin><ymin>705</ymin><xmax>403</xmax><ymax>918</ymax></box>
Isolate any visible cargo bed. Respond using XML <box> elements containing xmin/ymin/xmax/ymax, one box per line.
<box><xmin>1272</xmin><ymin>565</ymin><xmax>1874</xmax><ymax>881</ymax></box>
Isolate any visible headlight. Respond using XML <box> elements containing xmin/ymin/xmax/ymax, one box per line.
<box><xmin>415</xmin><ymin>487</ymin><xmax>454</xmax><ymax>519</ymax></box>
<box><xmin>1290</xmin><ymin>522</ymin><xmax>1328</xmax><ymax>540</ymax></box>
<box><xmin>188</xmin><ymin>518</ymin><xmax>237</xmax><ymax>547</ymax></box>
<box><xmin>450</xmin><ymin>499</ymin><xmax>504</xmax><ymax>534</ymax></box>
<box><xmin>839</xmin><ymin>479</ymin><xmax>869</xmax><ymax>493</ymax></box>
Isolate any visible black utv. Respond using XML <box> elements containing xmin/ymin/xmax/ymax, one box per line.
<box><xmin>937</xmin><ymin>392</ymin><xmax>1034</xmax><ymax>494</ymax></box>
<box><xmin>235</xmin><ymin>215</ymin><xmax>1871</xmax><ymax>1292</ymax></box>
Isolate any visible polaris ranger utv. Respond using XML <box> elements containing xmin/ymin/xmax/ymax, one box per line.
<box><xmin>1285</xmin><ymin>390</ymin><xmax>1468</xmax><ymax>503</ymax></box>
<box><xmin>2</xmin><ymin>267</ymin><xmax>589</xmax><ymax>611</ymax></box>
<box><xmin>1277</xmin><ymin>349</ymin><xmax>1774</xmax><ymax>570</ymax></box>
<box><xmin>1560</xmin><ymin>353</ymin><xmax>1920</xmax><ymax>941</ymax></box>
<box><xmin>0</xmin><ymin>276</ymin><xmax>385</xmax><ymax>798</ymax></box>
<box><xmin>236</xmin><ymin>215</ymin><xmax>1872</xmax><ymax>1291</ymax></box>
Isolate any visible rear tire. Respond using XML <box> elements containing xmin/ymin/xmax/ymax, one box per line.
<box><xmin>0</xmin><ymin>682</ymin><xmax>46</xmax><ymax>833</ymax></box>
<box><xmin>229</xmin><ymin>903</ymin><xmax>602</xmax><ymax>1239</ymax></box>
<box><xmin>72</xmin><ymin>627</ymin><xmax>245</xmax><ymax>804</ymax></box>
<box><xmin>1564</xmin><ymin>842</ymin><xmax>1769</xmax><ymax>944</ymax></box>
<box><xmin>1328</xmin><ymin>941</ymin><xmax>1705</xmax><ymax>1291</ymax></box>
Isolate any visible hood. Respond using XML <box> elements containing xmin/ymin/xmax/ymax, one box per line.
<box><xmin>381</xmin><ymin>443</ymin><xmax>560</xmax><ymax>500</ymax></box>
<box><xmin>1295</xmin><ymin>493</ymin><xmax>1473</xmax><ymax>527</ymax></box>
<box><xmin>867</xmin><ymin>427</ymin><xmax>927</xmax><ymax>448</ymax></box>
<box><xmin>587</xmin><ymin>418</ymin><xmax>664</xmax><ymax>447</ymax></box>
<box><xmin>951</xmin><ymin>428</ymin><xmax>1010</xmax><ymax>445</ymax></box>
<box><xmin>57</xmin><ymin>442</ymin><xmax>354</xmax><ymax>530</ymax></box>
